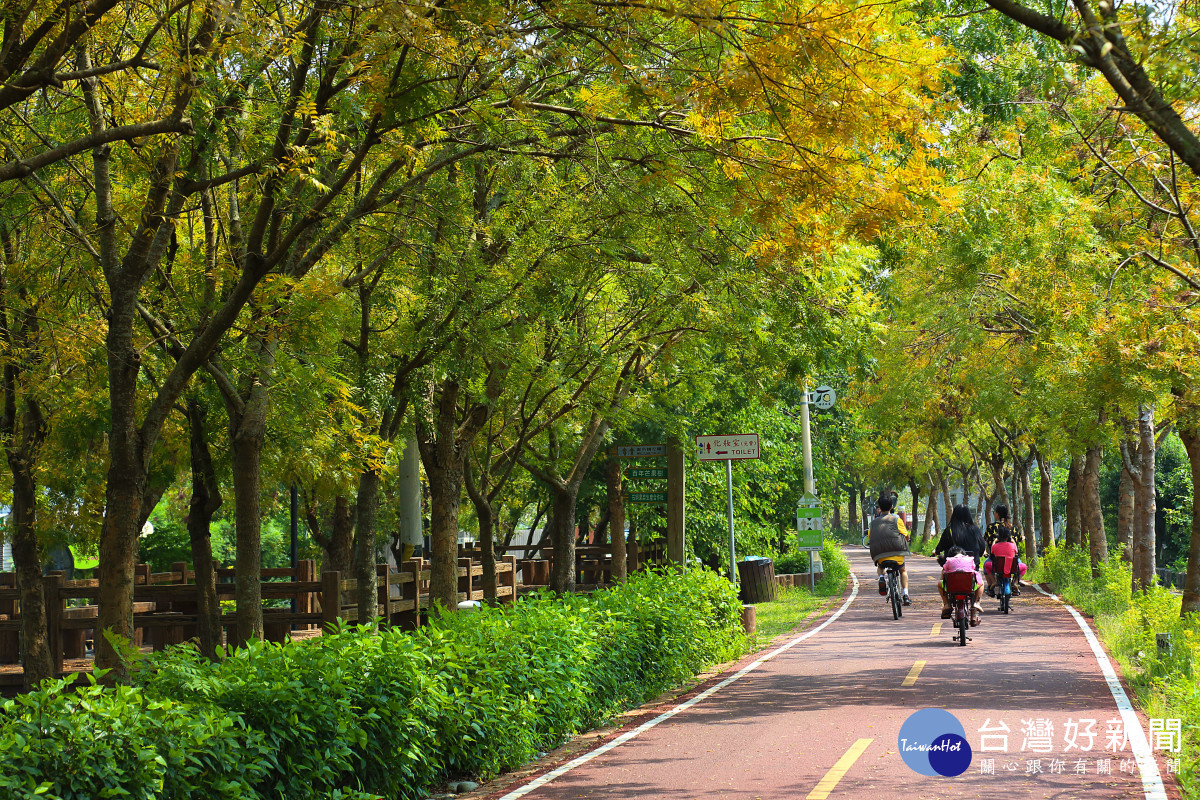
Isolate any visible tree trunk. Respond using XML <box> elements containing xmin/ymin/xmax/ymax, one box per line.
<box><xmin>96</xmin><ymin>295</ymin><xmax>149</xmax><ymax>676</ymax></box>
<box><xmin>417</xmin><ymin>373</ymin><xmax>505</xmax><ymax>611</ymax></box>
<box><xmin>1178</xmin><ymin>420</ymin><xmax>1200</xmax><ymax>614</ymax></box>
<box><xmin>228</xmin><ymin>411</ymin><xmax>265</xmax><ymax>645</ymax></box>
<box><xmin>1118</xmin><ymin>425</ymin><xmax>1136</xmax><ymax>563</ymax></box>
<box><xmin>354</xmin><ymin>469</ymin><xmax>380</xmax><ymax>622</ymax></box>
<box><xmin>832</xmin><ymin>480</ymin><xmax>842</xmax><ymax>534</ymax></box>
<box><xmin>1133</xmin><ymin>404</ymin><xmax>1157</xmax><ymax>592</ymax></box>
<box><xmin>1083</xmin><ymin>443</ymin><xmax>1107</xmax><ymax>576</ymax></box>
<box><xmin>848</xmin><ymin>488</ymin><xmax>858</xmax><ymax>537</ymax></box>
<box><xmin>1065</xmin><ymin>455</ymin><xmax>1083</xmax><ymax>548</ymax></box>
<box><xmin>607</xmin><ymin>458</ymin><xmax>626</xmax><ymax>582</ymax></box>
<box><xmin>548</xmin><ymin>486</ymin><xmax>578</xmax><ymax>592</ymax></box>
<box><xmin>1038</xmin><ymin>455</ymin><xmax>1054</xmax><ymax>551</ymax></box>
<box><xmin>464</xmin><ymin>462</ymin><xmax>498</xmax><ymax>600</ymax></box>
<box><xmin>907</xmin><ymin>476</ymin><xmax>921</xmax><ymax>533</ymax></box>
<box><xmin>939</xmin><ymin>470</ymin><xmax>952</xmax><ymax>524</ymax></box>
<box><xmin>1019</xmin><ymin>458</ymin><xmax>1037</xmax><ymax>567</ymax></box>
<box><xmin>306</xmin><ymin>495</ymin><xmax>355</xmax><ymax>574</ymax></box>
<box><xmin>423</xmin><ymin>454</ymin><xmax>463</xmax><ymax>611</ymax></box>
<box><xmin>921</xmin><ymin>479</ymin><xmax>937</xmax><ymax>545</ymax></box>
<box><xmin>185</xmin><ymin>397</ymin><xmax>223</xmax><ymax>660</ymax></box>
<box><xmin>9</xmin><ymin>442</ymin><xmax>52</xmax><ymax>688</ymax></box>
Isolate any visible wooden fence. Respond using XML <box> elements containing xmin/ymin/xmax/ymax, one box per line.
<box><xmin>0</xmin><ymin>555</ymin><xmax>518</xmax><ymax>681</ymax></box>
<box><xmin>488</xmin><ymin>538</ymin><xmax>669</xmax><ymax>586</ymax></box>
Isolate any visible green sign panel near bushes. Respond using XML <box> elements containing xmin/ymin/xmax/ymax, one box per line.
<box><xmin>627</xmin><ymin>491</ymin><xmax>667</xmax><ymax>503</ymax></box>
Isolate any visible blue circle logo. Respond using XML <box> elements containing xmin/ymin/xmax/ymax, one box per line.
<box><xmin>898</xmin><ymin>708</ymin><xmax>973</xmax><ymax>777</ymax></box>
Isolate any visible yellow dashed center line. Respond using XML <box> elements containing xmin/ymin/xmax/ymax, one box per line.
<box><xmin>806</xmin><ymin>738</ymin><xmax>873</xmax><ymax>799</ymax></box>
<box><xmin>930</xmin><ymin>623</ymin><xmax>942</xmax><ymax>636</ymax></box>
<box><xmin>902</xmin><ymin>660</ymin><xmax>926</xmax><ymax>687</ymax></box>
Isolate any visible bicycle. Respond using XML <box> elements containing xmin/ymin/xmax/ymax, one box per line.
<box><xmin>879</xmin><ymin>559</ymin><xmax>903</xmax><ymax>620</ymax></box>
<box><xmin>944</xmin><ymin>570</ymin><xmax>976</xmax><ymax>645</ymax></box>
<box><xmin>994</xmin><ymin>556</ymin><xmax>1018</xmax><ymax>615</ymax></box>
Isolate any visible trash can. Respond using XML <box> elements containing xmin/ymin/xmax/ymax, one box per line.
<box><xmin>737</xmin><ymin>557</ymin><xmax>777</xmax><ymax>603</ymax></box>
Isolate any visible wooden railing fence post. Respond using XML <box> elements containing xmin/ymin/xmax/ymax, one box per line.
<box><xmin>321</xmin><ymin>571</ymin><xmax>342</xmax><ymax>632</ymax></box>
<box><xmin>42</xmin><ymin>574</ymin><xmax>64</xmax><ymax>677</ymax></box>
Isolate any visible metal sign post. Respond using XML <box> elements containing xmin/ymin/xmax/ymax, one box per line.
<box><xmin>726</xmin><ymin>458</ymin><xmax>736</xmax><ymax>582</ymax></box>
<box><xmin>697</xmin><ymin>434</ymin><xmax>761</xmax><ymax>582</ymax></box>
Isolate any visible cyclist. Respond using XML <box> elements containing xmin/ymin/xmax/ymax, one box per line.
<box><xmin>869</xmin><ymin>493</ymin><xmax>911</xmax><ymax>606</ymax></box>
<box><xmin>985</xmin><ymin>526</ymin><xmax>1027</xmax><ymax>597</ymax></box>
<box><xmin>939</xmin><ymin>545</ymin><xmax>984</xmax><ymax>625</ymax></box>
<box><xmin>984</xmin><ymin>504</ymin><xmax>1024</xmax><ymax>596</ymax></box>
<box><xmin>934</xmin><ymin>504</ymin><xmax>987</xmax><ymax>566</ymax></box>
<box><xmin>934</xmin><ymin>504</ymin><xmax>987</xmax><ymax>622</ymax></box>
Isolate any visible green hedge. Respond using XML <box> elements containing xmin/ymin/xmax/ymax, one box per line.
<box><xmin>0</xmin><ymin>569</ymin><xmax>744</xmax><ymax>800</ymax></box>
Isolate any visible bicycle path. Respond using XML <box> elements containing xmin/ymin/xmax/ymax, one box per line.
<box><xmin>480</xmin><ymin>546</ymin><xmax>1178</xmax><ymax>800</ymax></box>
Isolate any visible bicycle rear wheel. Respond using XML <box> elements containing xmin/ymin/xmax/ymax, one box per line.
<box><xmin>957</xmin><ymin>611</ymin><xmax>969</xmax><ymax>645</ymax></box>
<box><xmin>890</xmin><ymin>572</ymin><xmax>902</xmax><ymax>619</ymax></box>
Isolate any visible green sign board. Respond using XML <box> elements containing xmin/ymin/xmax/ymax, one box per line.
<box><xmin>796</xmin><ymin>529</ymin><xmax>823</xmax><ymax>549</ymax></box>
<box><xmin>627</xmin><ymin>467</ymin><xmax>667</xmax><ymax>480</ymax></box>
<box><xmin>612</xmin><ymin>445</ymin><xmax>666</xmax><ymax>458</ymax></box>
<box><xmin>627</xmin><ymin>491</ymin><xmax>667</xmax><ymax>503</ymax></box>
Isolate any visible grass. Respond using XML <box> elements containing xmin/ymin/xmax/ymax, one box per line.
<box><xmin>751</xmin><ymin>542</ymin><xmax>852</xmax><ymax>646</ymax></box>
<box><xmin>752</xmin><ymin>586</ymin><xmax>830</xmax><ymax>644</ymax></box>
<box><xmin>1030</xmin><ymin>545</ymin><xmax>1199</xmax><ymax>798</ymax></box>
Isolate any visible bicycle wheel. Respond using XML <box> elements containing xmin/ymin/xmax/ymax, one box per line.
<box><xmin>957</xmin><ymin>611</ymin><xmax>969</xmax><ymax>645</ymax></box>
<box><xmin>890</xmin><ymin>573</ymin><xmax>902</xmax><ymax>620</ymax></box>
<box><xmin>1001</xmin><ymin>582</ymin><xmax>1010</xmax><ymax>614</ymax></box>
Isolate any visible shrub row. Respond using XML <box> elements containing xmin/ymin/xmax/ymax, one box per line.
<box><xmin>0</xmin><ymin>568</ymin><xmax>745</xmax><ymax>800</ymax></box>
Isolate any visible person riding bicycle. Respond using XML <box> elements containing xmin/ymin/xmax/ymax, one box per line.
<box><xmin>984</xmin><ymin>504</ymin><xmax>1024</xmax><ymax>595</ymax></box>
<box><xmin>934</xmin><ymin>504</ymin><xmax>987</xmax><ymax>568</ymax></box>
<box><xmin>985</xmin><ymin>525</ymin><xmax>1027</xmax><ymax>597</ymax></box>
<box><xmin>869</xmin><ymin>493</ymin><xmax>911</xmax><ymax>606</ymax></box>
<box><xmin>939</xmin><ymin>545</ymin><xmax>984</xmax><ymax>626</ymax></box>
<box><xmin>934</xmin><ymin>504</ymin><xmax>986</xmax><ymax>624</ymax></box>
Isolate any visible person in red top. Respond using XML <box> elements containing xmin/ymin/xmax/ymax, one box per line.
<box><xmin>984</xmin><ymin>527</ymin><xmax>1027</xmax><ymax>596</ymax></box>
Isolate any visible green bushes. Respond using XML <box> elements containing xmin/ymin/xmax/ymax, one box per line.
<box><xmin>0</xmin><ymin>569</ymin><xmax>744</xmax><ymax>800</ymax></box>
<box><xmin>816</xmin><ymin>541</ymin><xmax>850</xmax><ymax>595</ymax></box>
<box><xmin>772</xmin><ymin>551</ymin><xmax>810</xmax><ymax>574</ymax></box>
<box><xmin>0</xmin><ymin>676</ymin><xmax>272</xmax><ymax>799</ymax></box>
<box><xmin>1032</xmin><ymin>546</ymin><xmax>1200</xmax><ymax>797</ymax></box>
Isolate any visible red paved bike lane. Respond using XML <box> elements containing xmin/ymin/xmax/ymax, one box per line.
<box><xmin>484</xmin><ymin>547</ymin><xmax>1179</xmax><ymax>800</ymax></box>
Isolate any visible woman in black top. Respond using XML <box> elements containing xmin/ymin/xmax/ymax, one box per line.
<box><xmin>934</xmin><ymin>504</ymin><xmax>987</xmax><ymax>568</ymax></box>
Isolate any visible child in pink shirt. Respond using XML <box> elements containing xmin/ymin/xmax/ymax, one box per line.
<box><xmin>940</xmin><ymin>547</ymin><xmax>983</xmax><ymax>625</ymax></box>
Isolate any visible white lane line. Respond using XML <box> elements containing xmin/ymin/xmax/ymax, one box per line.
<box><xmin>497</xmin><ymin>570</ymin><xmax>862</xmax><ymax>800</ymax></box>
<box><xmin>1032</xmin><ymin>584</ymin><xmax>1167</xmax><ymax>800</ymax></box>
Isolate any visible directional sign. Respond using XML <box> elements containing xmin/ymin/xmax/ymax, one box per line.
<box><xmin>811</xmin><ymin>385</ymin><xmax>836</xmax><ymax>410</ymax></box>
<box><xmin>695</xmin><ymin>433</ymin><xmax>760</xmax><ymax>461</ymax></box>
<box><xmin>612</xmin><ymin>445</ymin><xmax>666</xmax><ymax>458</ymax></box>
<box><xmin>627</xmin><ymin>467</ymin><xmax>667</xmax><ymax>480</ymax></box>
<box><xmin>797</xmin><ymin>529</ymin><xmax>823</xmax><ymax>549</ymax></box>
<box><xmin>627</xmin><ymin>491</ymin><xmax>667</xmax><ymax>503</ymax></box>
<box><xmin>797</xmin><ymin>491</ymin><xmax>823</xmax><ymax>544</ymax></box>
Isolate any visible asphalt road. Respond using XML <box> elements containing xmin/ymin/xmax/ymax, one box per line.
<box><xmin>486</xmin><ymin>546</ymin><xmax>1179</xmax><ymax>800</ymax></box>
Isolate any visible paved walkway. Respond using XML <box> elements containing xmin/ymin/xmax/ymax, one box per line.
<box><xmin>486</xmin><ymin>546</ymin><xmax>1178</xmax><ymax>800</ymax></box>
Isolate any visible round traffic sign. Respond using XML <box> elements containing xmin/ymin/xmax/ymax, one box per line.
<box><xmin>812</xmin><ymin>385</ymin><xmax>836</xmax><ymax>410</ymax></box>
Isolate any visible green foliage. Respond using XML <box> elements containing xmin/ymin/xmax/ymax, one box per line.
<box><xmin>773</xmin><ymin>551</ymin><xmax>811</xmax><ymax>575</ymax></box>
<box><xmin>815</xmin><ymin>541</ymin><xmax>851</xmax><ymax>596</ymax></box>
<box><xmin>1034</xmin><ymin>545</ymin><xmax>1200</xmax><ymax>797</ymax></box>
<box><xmin>0</xmin><ymin>675</ymin><xmax>271</xmax><ymax>799</ymax></box>
<box><xmin>1033</xmin><ymin>544</ymin><xmax>1132</xmax><ymax>618</ymax></box>
<box><xmin>2</xmin><ymin>570</ymin><xmax>743</xmax><ymax>800</ymax></box>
